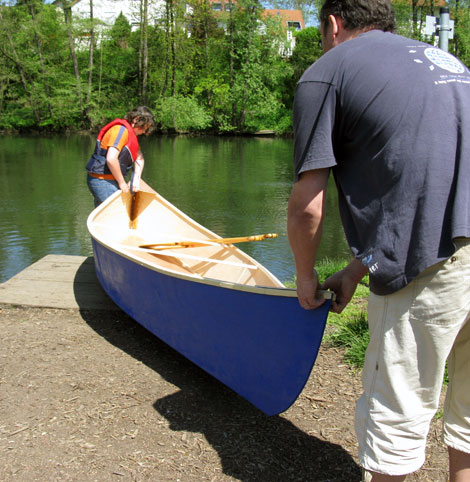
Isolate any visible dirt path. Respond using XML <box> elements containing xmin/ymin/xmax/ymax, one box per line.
<box><xmin>0</xmin><ymin>305</ymin><xmax>448</xmax><ymax>481</ymax></box>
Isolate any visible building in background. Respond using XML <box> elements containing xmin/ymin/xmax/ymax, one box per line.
<box><xmin>262</xmin><ymin>8</ymin><xmax>305</xmax><ymax>56</ymax></box>
<box><xmin>206</xmin><ymin>0</ymin><xmax>305</xmax><ymax>56</ymax></box>
<box><xmin>65</xmin><ymin>0</ymin><xmax>304</xmax><ymax>55</ymax></box>
<box><xmin>66</xmin><ymin>0</ymin><xmax>164</xmax><ymax>31</ymax></box>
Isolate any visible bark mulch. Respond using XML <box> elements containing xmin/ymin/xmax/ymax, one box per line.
<box><xmin>0</xmin><ymin>305</ymin><xmax>448</xmax><ymax>481</ymax></box>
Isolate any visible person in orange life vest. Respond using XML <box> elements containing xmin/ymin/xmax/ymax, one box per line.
<box><xmin>86</xmin><ymin>105</ymin><xmax>155</xmax><ymax>207</ymax></box>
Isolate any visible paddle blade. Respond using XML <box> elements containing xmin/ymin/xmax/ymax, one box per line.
<box><xmin>129</xmin><ymin>193</ymin><xmax>137</xmax><ymax>229</ymax></box>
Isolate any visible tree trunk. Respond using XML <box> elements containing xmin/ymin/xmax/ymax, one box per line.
<box><xmin>170</xmin><ymin>0</ymin><xmax>175</xmax><ymax>97</ymax></box>
<box><xmin>29</xmin><ymin>2</ymin><xmax>53</xmax><ymax>117</ymax></box>
<box><xmin>229</xmin><ymin>1</ymin><xmax>235</xmax><ymax>126</ymax></box>
<box><xmin>139</xmin><ymin>0</ymin><xmax>143</xmax><ymax>99</ymax></box>
<box><xmin>411</xmin><ymin>0</ymin><xmax>418</xmax><ymax>38</ymax></box>
<box><xmin>98</xmin><ymin>32</ymin><xmax>103</xmax><ymax>105</ymax></box>
<box><xmin>454</xmin><ymin>0</ymin><xmax>461</xmax><ymax>58</ymax></box>
<box><xmin>161</xmin><ymin>0</ymin><xmax>171</xmax><ymax>97</ymax></box>
<box><xmin>87</xmin><ymin>0</ymin><xmax>94</xmax><ymax>109</ymax></box>
<box><xmin>141</xmin><ymin>0</ymin><xmax>149</xmax><ymax>103</ymax></box>
<box><xmin>62</xmin><ymin>2</ymin><xmax>83</xmax><ymax>113</ymax></box>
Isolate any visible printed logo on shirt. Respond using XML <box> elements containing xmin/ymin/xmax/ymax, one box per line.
<box><xmin>361</xmin><ymin>254</ymin><xmax>379</xmax><ymax>273</ymax></box>
<box><xmin>423</xmin><ymin>48</ymin><xmax>465</xmax><ymax>74</ymax></box>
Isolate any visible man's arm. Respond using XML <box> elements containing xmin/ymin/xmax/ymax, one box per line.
<box><xmin>287</xmin><ymin>168</ymin><xmax>329</xmax><ymax>310</ymax></box>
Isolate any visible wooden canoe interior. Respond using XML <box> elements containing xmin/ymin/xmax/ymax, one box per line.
<box><xmin>89</xmin><ymin>189</ymin><xmax>285</xmax><ymax>288</ymax></box>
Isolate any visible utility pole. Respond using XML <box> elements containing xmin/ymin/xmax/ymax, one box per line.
<box><xmin>438</xmin><ymin>7</ymin><xmax>451</xmax><ymax>52</ymax></box>
<box><xmin>425</xmin><ymin>7</ymin><xmax>454</xmax><ymax>52</ymax></box>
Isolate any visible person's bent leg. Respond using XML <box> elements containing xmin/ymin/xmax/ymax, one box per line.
<box><xmin>443</xmin><ymin>240</ymin><xmax>470</xmax><ymax>482</ymax></box>
<box><xmin>449</xmin><ymin>447</ymin><xmax>470</xmax><ymax>482</ymax></box>
<box><xmin>87</xmin><ymin>175</ymin><xmax>119</xmax><ymax>207</ymax></box>
<box><xmin>442</xmin><ymin>237</ymin><xmax>470</xmax><ymax>481</ymax></box>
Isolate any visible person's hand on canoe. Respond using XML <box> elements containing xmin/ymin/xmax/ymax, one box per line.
<box><xmin>320</xmin><ymin>259</ymin><xmax>368</xmax><ymax>314</ymax></box>
<box><xmin>130</xmin><ymin>175</ymin><xmax>140</xmax><ymax>193</ymax></box>
<box><xmin>296</xmin><ymin>269</ymin><xmax>325</xmax><ymax>310</ymax></box>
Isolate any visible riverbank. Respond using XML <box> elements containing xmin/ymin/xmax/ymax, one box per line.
<box><xmin>0</xmin><ymin>128</ymin><xmax>291</xmax><ymax>138</ymax></box>
<box><xmin>1</xmin><ymin>304</ymin><xmax>448</xmax><ymax>481</ymax></box>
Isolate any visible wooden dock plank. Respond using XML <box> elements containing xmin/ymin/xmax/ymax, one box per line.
<box><xmin>0</xmin><ymin>255</ymin><xmax>120</xmax><ymax>311</ymax></box>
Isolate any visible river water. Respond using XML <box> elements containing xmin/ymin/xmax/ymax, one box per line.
<box><xmin>0</xmin><ymin>134</ymin><xmax>349</xmax><ymax>284</ymax></box>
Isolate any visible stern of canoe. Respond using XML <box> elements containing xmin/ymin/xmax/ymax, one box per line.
<box><xmin>92</xmin><ymin>239</ymin><xmax>330</xmax><ymax>416</ymax></box>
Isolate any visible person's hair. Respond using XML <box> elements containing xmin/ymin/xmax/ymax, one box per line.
<box><xmin>124</xmin><ymin>105</ymin><xmax>156</xmax><ymax>134</ymax></box>
<box><xmin>319</xmin><ymin>0</ymin><xmax>396</xmax><ymax>33</ymax></box>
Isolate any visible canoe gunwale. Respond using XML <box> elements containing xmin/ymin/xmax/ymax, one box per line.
<box><xmin>87</xmin><ymin>190</ymin><xmax>334</xmax><ymax>300</ymax></box>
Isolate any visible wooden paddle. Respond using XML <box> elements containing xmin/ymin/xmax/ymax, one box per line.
<box><xmin>140</xmin><ymin>233</ymin><xmax>278</xmax><ymax>249</ymax></box>
<box><xmin>129</xmin><ymin>174</ymin><xmax>137</xmax><ymax>229</ymax></box>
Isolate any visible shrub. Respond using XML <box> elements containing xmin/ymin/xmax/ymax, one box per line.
<box><xmin>154</xmin><ymin>95</ymin><xmax>212</xmax><ymax>133</ymax></box>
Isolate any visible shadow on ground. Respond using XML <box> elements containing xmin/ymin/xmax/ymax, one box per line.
<box><xmin>72</xmin><ymin>257</ymin><xmax>120</xmax><ymax>311</ymax></box>
<box><xmin>81</xmin><ymin>306</ymin><xmax>361</xmax><ymax>482</ymax></box>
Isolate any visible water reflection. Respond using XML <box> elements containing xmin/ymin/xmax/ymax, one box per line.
<box><xmin>0</xmin><ymin>134</ymin><xmax>349</xmax><ymax>284</ymax></box>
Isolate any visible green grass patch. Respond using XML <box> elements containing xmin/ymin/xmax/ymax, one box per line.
<box><xmin>327</xmin><ymin>307</ymin><xmax>369</xmax><ymax>369</ymax></box>
<box><xmin>319</xmin><ymin>258</ymin><xmax>370</xmax><ymax>369</ymax></box>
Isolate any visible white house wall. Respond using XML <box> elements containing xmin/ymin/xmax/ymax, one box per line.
<box><xmin>71</xmin><ymin>0</ymin><xmax>164</xmax><ymax>29</ymax></box>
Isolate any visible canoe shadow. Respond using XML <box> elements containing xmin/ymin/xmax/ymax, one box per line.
<box><xmin>72</xmin><ymin>257</ymin><xmax>121</xmax><ymax>311</ymax></box>
<box><xmin>80</xmin><ymin>309</ymin><xmax>361</xmax><ymax>482</ymax></box>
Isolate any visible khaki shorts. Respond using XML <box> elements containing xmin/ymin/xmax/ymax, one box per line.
<box><xmin>355</xmin><ymin>239</ymin><xmax>470</xmax><ymax>476</ymax></box>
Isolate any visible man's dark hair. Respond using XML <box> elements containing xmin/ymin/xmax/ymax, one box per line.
<box><xmin>125</xmin><ymin>105</ymin><xmax>156</xmax><ymax>134</ymax></box>
<box><xmin>320</xmin><ymin>0</ymin><xmax>396</xmax><ymax>33</ymax></box>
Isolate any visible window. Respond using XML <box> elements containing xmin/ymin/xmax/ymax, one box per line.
<box><xmin>212</xmin><ymin>3</ymin><xmax>223</xmax><ymax>11</ymax></box>
<box><xmin>287</xmin><ymin>21</ymin><xmax>302</xmax><ymax>30</ymax></box>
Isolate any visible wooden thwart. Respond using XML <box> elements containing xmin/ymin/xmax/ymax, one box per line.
<box><xmin>122</xmin><ymin>245</ymin><xmax>259</xmax><ymax>270</ymax></box>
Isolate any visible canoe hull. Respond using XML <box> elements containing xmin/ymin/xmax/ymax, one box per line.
<box><xmin>92</xmin><ymin>239</ymin><xmax>330</xmax><ymax>416</ymax></box>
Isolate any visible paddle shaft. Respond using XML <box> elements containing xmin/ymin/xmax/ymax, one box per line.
<box><xmin>140</xmin><ymin>233</ymin><xmax>278</xmax><ymax>249</ymax></box>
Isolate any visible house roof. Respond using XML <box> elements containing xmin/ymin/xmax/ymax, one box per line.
<box><xmin>392</xmin><ymin>0</ymin><xmax>447</xmax><ymax>7</ymax></box>
<box><xmin>262</xmin><ymin>9</ymin><xmax>305</xmax><ymax>30</ymax></box>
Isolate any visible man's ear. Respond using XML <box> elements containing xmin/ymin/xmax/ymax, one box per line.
<box><xmin>328</xmin><ymin>14</ymin><xmax>341</xmax><ymax>37</ymax></box>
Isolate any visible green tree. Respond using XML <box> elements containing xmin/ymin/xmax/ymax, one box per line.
<box><xmin>91</xmin><ymin>13</ymin><xmax>139</xmax><ymax>121</ymax></box>
<box><xmin>1</xmin><ymin>0</ymin><xmax>466</xmax><ymax>133</ymax></box>
<box><xmin>284</xmin><ymin>26</ymin><xmax>322</xmax><ymax>108</ymax></box>
<box><xmin>450</xmin><ymin>0</ymin><xmax>470</xmax><ymax>65</ymax></box>
<box><xmin>0</xmin><ymin>1</ymin><xmax>78</xmax><ymax>129</ymax></box>
<box><xmin>219</xmin><ymin>0</ymin><xmax>291</xmax><ymax>132</ymax></box>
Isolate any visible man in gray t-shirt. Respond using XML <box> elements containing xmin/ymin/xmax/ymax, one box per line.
<box><xmin>287</xmin><ymin>0</ymin><xmax>470</xmax><ymax>480</ymax></box>
<box><xmin>293</xmin><ymin>31</ymin><xmax>470</xmax><ymax>296</ymax></box>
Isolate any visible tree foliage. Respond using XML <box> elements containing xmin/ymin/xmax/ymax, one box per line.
<box><xmin>0</xmin><ymin>0</ymin><xmax>469</xmax><ymax>134</ymax></box>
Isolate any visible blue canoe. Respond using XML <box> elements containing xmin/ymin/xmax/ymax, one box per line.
<box><xmin>87</xmin><ymin>183</ymin><xmax>332</xmax><ymax>416</ymax></box>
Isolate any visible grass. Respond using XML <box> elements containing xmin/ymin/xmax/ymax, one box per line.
<box><xmin>317</xmin><ymin>258</ymin><xmax>370</xmax><ymax>369</ymax></box>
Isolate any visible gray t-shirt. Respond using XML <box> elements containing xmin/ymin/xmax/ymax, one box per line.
<box><xmin>293</xmin><ymin>30</ymin><xmax>470</xmax><ymax>295</ymax></box>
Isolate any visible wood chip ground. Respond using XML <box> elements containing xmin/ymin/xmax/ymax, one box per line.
<box><xmin>0</xmin><ymin>305</ymin><xmax>448</xmax><ymax>481</ymax></box>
